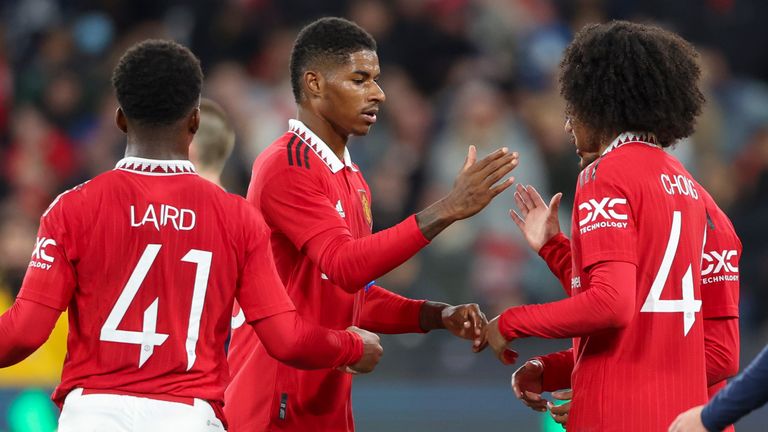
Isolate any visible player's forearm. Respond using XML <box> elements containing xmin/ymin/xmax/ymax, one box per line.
<box><xmin>359</xmin><ymin>286</ymin><xmax>426</xmax><ymax>334</ymax></box>
<box><xmin>534</xmin><ymin>348</ymin><xmax>575</xmax><ymax>391</ymax></box>
<box><xmin>702</xmin><ymin>344</ymin><xmax>768</xmax><ymax>431</ymax></box>
<box><xmin>499</xmin><ymin>261</ymin><xmax>636</xmax><ymax>339</ymax></box>
<box><xmin>0</xmin><ymin>298</ymin><xmax>59</xmax><ymax>367</ymax></box>
<box><xmin>252</xmin><ymin>311</ymin><xmax>362</xmax><ymax>369</ymax></box>
<box><xmin>312</xmin><ymin>215</ymin><xmax>429</xmax><ymax>292</ymax></box>
<box><xmin>704</xmin><ymin>317</ymin><xmax>740</xmax><ymax>386</ymax></box>
<box><xmin>538</xmin><ymin>233</ymin><xmax>574</xmax><ymax>295</ymax></box>
<box><xmin>415</xmin><ymin>199</ymin><xmax>458</xmax><ymax>240</ymax></box>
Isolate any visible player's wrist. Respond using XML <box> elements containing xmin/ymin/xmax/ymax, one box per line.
<box><xmin>415</xmin><ymin>201</ymin><xmax>456</xmax><ymax>240</ymax></box>
<box><xmin>419</xmin><ymin>301</ymin><xmax>450</xmax><ymax>331</ymax></box>
<box><xmin>538</xmin><ymin>232</ymin><xmax>568</xmax><ymax>258</ymax></box>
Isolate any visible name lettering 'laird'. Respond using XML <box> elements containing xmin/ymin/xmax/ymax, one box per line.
<box><xmin>130</xmin><ymin>204</ymin><xmax>196</xmax><ymax>231</ymax></box>
<box><xmin>660</xmin><ymin>173</ymin><xmax>699</xmax><ymax>199</ymax></box>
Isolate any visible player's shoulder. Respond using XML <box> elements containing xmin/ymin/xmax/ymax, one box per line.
<box><xmin>256</xmin><ymin>131</ymin><xmax>330</xmax><ymax>186</ymax></box>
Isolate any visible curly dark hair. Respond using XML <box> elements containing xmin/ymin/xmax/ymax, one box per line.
<box><xmin>290</xmin><ymin>17</ymin><xmax>376</xmax><ymax>102</ymax></box>
<box><xmin>112</xmin><ymin>39</ymin><xmax>203</xmax><ymax>126</ymax></box>
<box><xmin>559</xmin><ymin>21</ymin><xmax>705</xmax><ymax>147</ymax></box>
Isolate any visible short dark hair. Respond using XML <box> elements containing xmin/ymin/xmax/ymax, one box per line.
<box><xmin>289</xmin><ymin>17</ymin><xmax>377</xmax><ymax>102</ymax></box>
<box><xmin>559</xmin><ymin>21</ymin><xmax>705</xmax><ymax>147</ymax></box>
<box><xmin>112</xmin><ymin>39</ymin><xmax>203</xmax><ymax>126</ymax></box>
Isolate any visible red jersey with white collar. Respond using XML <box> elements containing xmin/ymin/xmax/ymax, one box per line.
<box><xmin>226</xmin><ymin>120</ymin><xmax>428</xmax><ymax>432</ymax></box>
<box><xmin>18</xmin><ymin>157</ymin><xmax>296</xmax><ymax>412</ymax></box>
<box><xmin>500</xmin><ymin>133</ymin><xmax>710</xmax><ymax>431</ymax></box>
<box><xmin>568</xmin><ymin>134</ymin><xmax>709</xmax><ymax>430</ymax></box>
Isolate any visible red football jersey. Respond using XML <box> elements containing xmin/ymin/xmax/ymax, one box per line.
<box><xmin>18</xmin><ymin>157</ymin><xmax>295</xmax><ymax>412</ymax></box>
<box><xmin>567</xmin><ymin>134</ymin><xmax>709</xmax><ymax>431</ymax></box>
<box><xmin>226</xmin><ymin>120</ymin><xmax>422</xmax><ymax>432</ymax></box>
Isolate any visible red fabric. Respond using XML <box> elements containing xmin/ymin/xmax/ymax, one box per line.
<box><xmin>226</xmin><ymin>126</ymin><xmax>431</xmax><ymax>432</ymax></box>
<box><xmin>18</xmin><ymin>159</ymin><xmax>298</xmax><ymax>413</ymax></box>
<box><xmin>538</xmin><ymin>233</ymin><xmax>573</xmax><ymax>295</ymax></box>
<box><xmin>705</xmin><ymin>317</ymin><xmax>740</xmax><ymax>387</ymax></box>
<box><xmin>499</xmin><ymin>260</ymin><xmax>637</xmax><ymax>339</ymax></box>
<box><xmin>0</xmin><ymin>298</ymin><xmax>60</xmax><ymax>367</ymax></box>
<box><xmin>359</xmin><ymin>285</ymin><xmax>426</xmax><ymax>334</ymax></box>
<box><xmin>699</xmin><ymin>189</ymin><xmax>741</xmax><ymax>319</ymax></box>
<box><xmin>534</xmin><ymin>348</ymin><xmax>574</xmax><ymax>392</ymax></box>
<box><xmin>251</xmin><ymin>311</ymin><xmax>362</xmax><ymax>369</ymax></box>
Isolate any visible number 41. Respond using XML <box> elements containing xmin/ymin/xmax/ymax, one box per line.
<box><xmin>99</xmin><ymin>244</ymin><xmax>212</xmax><ymax>369</ymax></box>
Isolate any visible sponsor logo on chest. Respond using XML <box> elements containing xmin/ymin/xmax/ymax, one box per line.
<box><xmin>577</xmin><ymin>197</ymin><xmax>629</xmax><ymax>234</ymax></box>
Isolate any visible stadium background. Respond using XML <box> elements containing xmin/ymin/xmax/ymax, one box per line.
<box><xmin>2</xmin><ymin>0</ymin><xmax>768</xmax><ymax>430</ymax></box>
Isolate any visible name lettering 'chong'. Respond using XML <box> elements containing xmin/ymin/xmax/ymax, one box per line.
<box><xmin>660</xmin><ymin>174</ymin><xmax>699</xmax><ymax>199</ymax></box>
<box><xmin>131</xmin><ymin>204</ymin><xmax>196</xmax><ymax>231</ymax></box>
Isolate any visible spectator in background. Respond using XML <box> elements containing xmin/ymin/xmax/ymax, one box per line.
<box><xmin>189</xmin><ymin>98</ymin><xmax>235</xmax><ymax>188</ymax></box>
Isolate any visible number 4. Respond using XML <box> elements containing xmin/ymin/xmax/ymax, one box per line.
<box><xmin>100</xmin><ymin>244</ymin><xmax>212</xmax><ymax>369</ymax></box>
<box><xmin>640</xmin><ymin>211</ymin><xmax>702</xmax><ymax>335</ymax></box>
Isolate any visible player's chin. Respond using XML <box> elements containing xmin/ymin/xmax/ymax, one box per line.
<box><xmin>351</xmin><ymin>123</ymin><xmax>374</xmax><ymax>136</ymax></box>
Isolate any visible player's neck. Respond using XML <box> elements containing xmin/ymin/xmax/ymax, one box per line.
<box><xmin>296</xmin><ymin>108</ymin><xmax>348</xmax><ymax>161</ymax></box>
<box><xmin>124</xmin><ymin>133</ymin><xmax>190</xmax><ymax>161</ymax></box>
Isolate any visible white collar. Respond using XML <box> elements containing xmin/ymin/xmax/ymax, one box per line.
<box><xmin>602</xmin><ymin>131</ymin><xmax>659</xmax><ymax>156</ymax></box>
<box><xmin>115</xmin><ymin>156</ymin><xmax>197</xmax><ymax>176</ymax></box>
<box><xmin>288</xmin><ymin>119</ymin><xmax>357</xmax><ymax>173</ymax></box>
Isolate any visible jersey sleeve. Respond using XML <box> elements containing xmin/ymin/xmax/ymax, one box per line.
<box><xmin>538</xmin><ymin>233</ymin><xmax>573</xmax><ymax>296</ymax></box>
<box><xmin>700</xmin><ymin>207</ymin><xmax>741</xmax><ymax>319</ymax></box>
<box><xmin>17</xmin><ymin>190</ymin><xmax>80</xmax><ymax>311</ymax></box>
<box><xmin>235</xmin><ymin>204</ymin><xmax>296</xmax><ymax>322</ymax></box>
<box><xmin>574</xmin><ymin>164</ymin><xmax>638</xmax><ymax>269</ymax></box>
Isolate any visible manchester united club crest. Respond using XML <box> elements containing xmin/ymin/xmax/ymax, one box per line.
<box><xmin>359</xmin><ymin>189</ymin><xmax>372</xmax><ymax>226</ymax></box>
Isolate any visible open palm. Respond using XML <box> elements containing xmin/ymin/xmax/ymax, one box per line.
<box><xmin>510</xmin><ymin>184</ymin><xmax>563</xmax><ymax>252</ymax></box>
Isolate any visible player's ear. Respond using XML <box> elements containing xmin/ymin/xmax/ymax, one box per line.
<box><xmin>189</xmin><ymin>107</ymin><xmax>200</xmax><ymax>134</ymax></box>
<box><xmin>115</xmin><ymin>107</ymin><xmax>128</xmax><ymax>133</ymax></box>
<box><xmin>304</xmin><ymin>70</ymin><xmax>323</xmax><ymax>99</ymax></box>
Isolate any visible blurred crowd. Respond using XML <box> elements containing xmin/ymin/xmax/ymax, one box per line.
<box><xmin>2</xmin><ymin>0</ymin><xmax>768</xmax><ymax>380</ymax></box>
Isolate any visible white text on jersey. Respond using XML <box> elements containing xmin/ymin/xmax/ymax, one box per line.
<box><xmin>578</xmin><ymin>197</ymin><xmax>629</xmax><ymax>234</ymax></box>
<box><xmin>130</xmin><ymin>204</ymin><xmax>196</xmax><ymax>231</ymax></box>
<box><xmin>29</xmin><ymin>236</ymin><xmax>56</xmax><ymax>270</ymax></box>
<box><xmin>701</xmin><ymin>249</ymin><xmax>739</xmax><ymax>284</ymax></box>
<box><xmin>660</xmin><ymin>174</ymin><xmax>699</xmax><ymax>199</ymax></box>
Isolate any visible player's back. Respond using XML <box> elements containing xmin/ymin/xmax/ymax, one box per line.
<box><xmin>40</xmin><ymin>158</ymin><xmax>253</xmax><ymax>407</ymax></box>
<box><xmin>569</xmin><ymin>137</ymin><xmax>709</xmax><ymax>431</ymax></box>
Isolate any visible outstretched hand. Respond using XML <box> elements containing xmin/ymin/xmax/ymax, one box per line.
<box><xmin>510</xmin><ymin>184</ymin><xmax>562</xmax><ymax>252</ymax></box>
<box><xmin>416</xmin><ymin>146</ymin><xmax>518</xmax><ymax>240</ymax></box>
<box><xmin>444</xmin><ymin>146</ymin><xmax>518</xmax><ymax>221</ymax></box>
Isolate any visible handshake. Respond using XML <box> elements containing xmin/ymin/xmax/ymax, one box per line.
<box><xmin>342</xmin><ymin>304</ymin><xmax>521</xmax><ymax>374</ymax></box>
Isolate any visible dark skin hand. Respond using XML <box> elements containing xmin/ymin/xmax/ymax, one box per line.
<box><xmin>417</xmin><ymin>145</ymin><xmax>518</xmax><ymax>240</ymax></box>
<box><xmin>419</xmin><ymin>302</ymin><xmax>488</xmax><ymax>349</ymax></box>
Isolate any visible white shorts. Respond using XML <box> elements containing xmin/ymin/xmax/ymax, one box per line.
<box><xmin>58</xmin><ymin>388</ymin><xmax>226</xmax><ymax>432</ymax></box>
